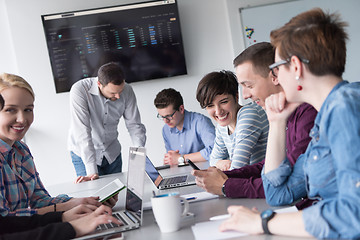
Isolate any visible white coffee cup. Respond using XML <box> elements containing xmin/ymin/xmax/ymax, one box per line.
<box><xmin>151</xmin><ymin>192</ymin><xmax>189</xmax><ymax>233</ymax></box>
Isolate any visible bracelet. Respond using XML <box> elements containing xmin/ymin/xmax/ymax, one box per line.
<box><xmin>53</xmin><ymin>203</ymin><xmax>56</xmax><ymax>212</ymax></box>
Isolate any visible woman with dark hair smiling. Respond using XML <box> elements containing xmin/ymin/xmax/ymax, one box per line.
<box><xmin>196</xmin><ymin>70</ymin><xmax>269</xmax><ymax>171</ymax></box>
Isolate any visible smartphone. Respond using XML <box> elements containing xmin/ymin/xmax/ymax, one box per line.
<box><xmin>92</xmin><ymin>178</ymin><xmax>126</xmax><ymax>203</ymax></box>
<box><xmin>187</xmin><ymin>159</ymin><xmax>200</xmax><ymax>170</ymax></box>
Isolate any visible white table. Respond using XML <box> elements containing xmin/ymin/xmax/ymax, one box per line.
<box><xmin>47</xmin><ymin>162</ymin><xmax>315</xmax><ymax>240</ymax></box>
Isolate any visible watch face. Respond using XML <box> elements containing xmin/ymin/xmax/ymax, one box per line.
<box><xmin>261</xmin><ymin>209</ymin><xmax>274</xmax><ymax>219</ymax></box>
<box><xmin>178</xmin><ymin>157</ymin><xmax>185</xmax><ymax>164</ymax></box>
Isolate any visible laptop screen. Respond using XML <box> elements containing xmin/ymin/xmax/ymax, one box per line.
<box><xmin>145</xmin><ymin>156</ymin><xmax>163</xmax><ymax>187</ymax></box>
<box><xmin>126</xmin><ymin>147</ymin><xmax>146</xmax><ymax>221</ymax></box>
<box><xmin>125</xmin><ymin>188</ymin><xmax>142</xmax><ymax>218</ymax></box>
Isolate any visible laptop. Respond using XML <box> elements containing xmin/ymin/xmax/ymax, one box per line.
<box><xmin>145</xmin><ymin>156</ymin><xmax>196</xmax><ymax>190</ymax></box>
<box><xmin>75</xmin><ymin>147</ymin><xmax>146</xmax><ymax>240</ymax></box>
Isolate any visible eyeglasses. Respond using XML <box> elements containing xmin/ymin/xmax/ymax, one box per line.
<box><xmin>157</xmin><ymin>110</ymin><xmax>177</xmax><ymax>121</ymax></box>
<box><xmin>269</xmin><ymin>57</ymin><xmax>309</xmax><ymax>77</ymax></box>
<box><xmin>269</xmin><ymin>59</ymin><xmax>289</xmax><ymax>77</ymax></box>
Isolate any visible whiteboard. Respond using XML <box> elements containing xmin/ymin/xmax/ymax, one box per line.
<box><xmin>240</xmin><ymin>0</ymin><xmax>360</xmax><ymax>82</ymax></box>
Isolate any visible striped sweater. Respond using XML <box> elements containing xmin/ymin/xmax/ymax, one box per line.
<box><xmin>210</xmin><ymin>102</ymin><xmax>269</xmax><ymax>169</ymax></box>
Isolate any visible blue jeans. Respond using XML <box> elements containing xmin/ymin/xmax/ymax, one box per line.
<box><xmin>71</xmin><ymin>151</ymin><xmax>122</xmax><ymax>177</ymax></box>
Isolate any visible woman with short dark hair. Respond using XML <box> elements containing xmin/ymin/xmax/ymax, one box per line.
<box><xmin>219</xmin><ymin>8</ymin><xmax>360</xmax><ymax>239</ymax></box>
<box><xmin>196</xmin><ymin>70</ymin><xmax>269</xmax><ymax>170</ymax></box>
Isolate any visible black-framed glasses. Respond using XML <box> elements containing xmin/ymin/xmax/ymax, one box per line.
<box><xmin>269</xmin><ymin>59</ymin><xmax>289</xmax><ymax>77</ymax></box>
<box><xmin>269</xmin><ymin>57</ymin><xmax>309</xmax><ymax>77</ymax></box>
<box><xmin>157</xmin><ymin>110</ymin><xmax>177</xmax><ymax>121</ymax></box>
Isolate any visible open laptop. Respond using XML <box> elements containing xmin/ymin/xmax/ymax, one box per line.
<box><xmin>145</xmin><ymin>156</ymin><xmax>196</xmax><ymax>190</ymax></box>
<box><xmin>75</xmin><ymin>147</ymin><xmax>146</xmax><ymax>240</ymax></box>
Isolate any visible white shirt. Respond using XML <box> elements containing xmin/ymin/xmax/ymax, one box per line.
<box><xmin>68</xmin><ymin>77</ymin><xmax>146</xmax><ymax>175</ymax></box>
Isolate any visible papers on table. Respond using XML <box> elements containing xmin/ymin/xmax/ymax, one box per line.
<box><xmin>191</xmin><ymin>206</ymin><xmax>298</xmax><ymax>240</ymax></box>
<box><xmin>191</xmin><ymin>219</ymin><xmax>248</xmax><ymax>240</ymax></box>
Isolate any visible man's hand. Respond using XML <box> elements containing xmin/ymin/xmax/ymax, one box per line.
<box><xmin>216</xmin><ymin>160</ymin><xmax>231</xmax><ymax>171</ymax></box>
<box><xmin>163</xmin><ymin>150</ymin><xmax>181</xmax><ymax>165</ymax></box>
<box><xmin>192</xmin><ymin>167</ymin><xmax>228</xmax><ymax>195</ymax></box>
<box><xmin>75</xmin><ymin>173</ymin><xmax>99</xmax><ymax>184</ymax></box>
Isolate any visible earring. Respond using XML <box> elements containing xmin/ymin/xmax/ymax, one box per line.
<box><xmin>296</xmin><ymin>76</ymin><xmax>303</xmax><ymax>91</ymax></box>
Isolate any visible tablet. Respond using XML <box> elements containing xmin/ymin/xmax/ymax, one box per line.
<box><xmin>92</xmin><ymin>179</ymin><xmax>126</xmax><ymax>203</ymax></box>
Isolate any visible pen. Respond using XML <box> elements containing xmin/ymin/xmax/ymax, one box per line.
<box><xmin>186</xmin><ymin>197</ymin><xmax>197</xmax><ymax>200</ymax></box>
<box><xmin>209</xmin><ymin>214</ymin><xmax>231</xmax><ymax>221</ymax></box>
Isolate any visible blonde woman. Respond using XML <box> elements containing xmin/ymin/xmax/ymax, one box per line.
<box><xmin>0</xmin><ymin>73</ymin><xmax>102</xmax><ymax>216</ymax></box>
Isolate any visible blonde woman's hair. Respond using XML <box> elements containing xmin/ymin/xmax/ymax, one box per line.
<box><xmin>0</xmin><ymin>73</ymin><xmax>35</xmax><ymax>99</ymax></box>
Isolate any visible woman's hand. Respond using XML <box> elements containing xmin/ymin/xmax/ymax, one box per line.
<box><xmin>215</xmin><ymin>160</ymin><xmax>231</xmax><ymax>171</ymax></box>
<box><xmin>69</xmin><ymin>205</ymin><xmax>122</xmax><ymax>237</ymax></box>
<box><xmin>58</xmin><ymin>197</ymin><xmax>102</xmax><ymax>212</ymax></box>
<box><xmin>265</xmin><ymin>92</ymin><xmax>300</xmax><ymax>123</ymax></box>
<box><xmin>219</xmin><ymin>205</ymin><xmax>263</xmax><ymax>235</ymax></box>
<box><xmin>102</xmin><ymin>194</ymin><xmax>119</xmax><ymax>208</ymax></box>
<box><xmin>62</xmin><ymin>204</ymin><xmax>98</xmax><ymax>222</ymax></box>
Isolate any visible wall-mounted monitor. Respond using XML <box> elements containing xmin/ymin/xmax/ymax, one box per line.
<box><xmin>42</xmin><ymin>0</ymin><xmax>187</xmax><ymax>93</ymax></box>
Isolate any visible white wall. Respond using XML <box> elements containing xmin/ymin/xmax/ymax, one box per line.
<box><xmin>0</xmin><ymin>0</ymin><xmax>17</xmax><ymax>73</ymax></box>
<box><xmin>1</xmin><ymin>0</ymin><xmax>239</xmax><ymax>188</ymax></box>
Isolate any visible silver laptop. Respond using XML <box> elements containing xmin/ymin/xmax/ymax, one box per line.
<box><xmin>75</xmin><ymin>147</ymin><xmax>146</xmax><ymax>240</ymax></box>
<box><xmin>145</xmin><ymin>156</ymin><xmax>196</xmax><ymax>190</ymax></box>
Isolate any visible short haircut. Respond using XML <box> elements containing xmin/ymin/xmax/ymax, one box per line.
<box><xmin>270</xmin><ymin>8</ymin><xmax>348</xmax><ymax>77</ymax></box>
<box><xmin>154</xmin><ymin>88</ymin><xmax>183</xmax><ymax>110</ymax></box>
<box><xmin>97</xmin><ymin>62</ymin><xmax>125</xmax><ymax>86</ymax></box>
<box><xmin>196</xmin><ymin>70</ymin><xmax>238</xmax><ymax>109</ymax></box>
<box><xmin>233</xmin><ymin>42</ymin><xmax>275</xmax><ymax>78</ymax></box>
<box><xmin>0</xmin><ymin>73</ymin><xmax>35</xmax><ymax>99</ymax></box>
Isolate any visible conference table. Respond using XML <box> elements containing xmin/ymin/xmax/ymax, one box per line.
<box><xmin>47</xmin><ymin>162</ymin><xmax>315</xmax><ymax>240</ymax></box>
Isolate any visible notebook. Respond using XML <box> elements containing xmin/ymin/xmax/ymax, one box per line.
<box><xmin>145</xmin><ymin>156</ymin><xmax>196</xmax><ymax>190</ymax></box>
<box><xmin>75</xmin><ymin>147</ymin><xmax>146</xmax><ymax>240</ymax></box>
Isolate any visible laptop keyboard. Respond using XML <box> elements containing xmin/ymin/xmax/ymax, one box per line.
<box><xmin>124</xmin><ymin>211</ymin><xmax>137</xmax><ymax>223</ymax></box>
<box><xmin>162</xmin><ymin>175</ymin><xmax>187</xmax><ymax>185</ymax></box>
<box><xmin>96</xmin><ymin>212</ymin><xmax>126</xmax><ymax>231</ymax></box>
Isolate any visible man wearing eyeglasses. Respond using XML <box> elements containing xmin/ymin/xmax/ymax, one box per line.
<box><xmin>192</xmin><ymin>42</ymin><xmax>316</xmax><ymax>209</ymax></box>
<box><xmin>154</xmin><ymin>88</ymin><xmax>215</xmax><ymax>166</ymax></box>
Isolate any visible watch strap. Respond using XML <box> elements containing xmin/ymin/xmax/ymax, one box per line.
<box><xmin>261</xmin><ymin>211</ymin><xmax>276</xmax><ymax>235</ymax></box>
<box><xmin>221</xmin><ymin>184</ymin><xmax>226</xmax><ymax>197</ymax></box>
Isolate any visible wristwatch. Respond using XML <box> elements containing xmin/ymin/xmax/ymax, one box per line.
<box><xmin>221</xmin><ymin>184</ymin><xmax>226</xmax><ymax>197</ymax></box>
<box><xmin>260</xmin><ymin>209</ymin><xmax>276</xmax><ymax>235</ymax></box>
<box><xmin>178</xmin><ymin>155</ymin><xmax>185</xmax><ymax>165</ymax></box>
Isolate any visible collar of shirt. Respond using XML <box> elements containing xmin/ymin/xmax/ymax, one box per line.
<box><xmin>0</xmin><ymin>138</ymin><xmax>12</xmax><ymax>154</ymax></box>
<box><xmin>315</xmin><ymin>80</ymin><xmax>348</xmax><ymax>126</ymax></box>
<box><xmin>88</xmin><ymin>77</ymin><xmax>110</xmax><ymax>104</ymax></box>
<box><xmin>0</xmin><ymin>140</ymin><xmax>28</xmax><ymax>177</ymax></box>
<box><xmin>169</xmin><ymin>109</ymin><xmax>190</xmax><ymax>134</ymax></box>
<box><xmin>88</xmin><ymin>77</ymin><xmax>101</xmax><ymax>96</ymax></box>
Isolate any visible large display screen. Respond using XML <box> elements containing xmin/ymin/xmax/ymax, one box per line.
<box><xmin>42</xmin><ymin>0</ymin><xmax>187</xmax><ymax>93</ymax></box>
